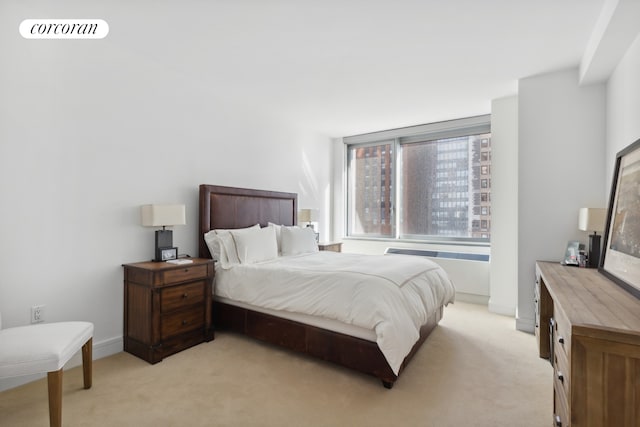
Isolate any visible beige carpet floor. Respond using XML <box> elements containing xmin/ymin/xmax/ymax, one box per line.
<box><xmin>0</xmin><ymin>302</ymin><xmax>552</xmax><ymax>426</ymax></box>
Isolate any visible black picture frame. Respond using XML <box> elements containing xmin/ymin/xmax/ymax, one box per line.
<box><xmin>599</xmin><ymin>137</ymin><xmax>640</xmax><ymax>299</ymax></box>
<box><xmin>158</xmin><ymin>246</ymin><xmax>178</xmax><ymax>262</ymax></box>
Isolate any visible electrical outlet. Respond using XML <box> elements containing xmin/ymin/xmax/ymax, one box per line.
<box><xmin>31</xmin><ymin>305</ymin><xmax>45</xmax><ymax>323</ymax></box>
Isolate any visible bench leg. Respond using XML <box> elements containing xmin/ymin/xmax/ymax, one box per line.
<box><xmin>47</xmin><ymin>369</ymin><xmax>63</xmax><ymax>427</ymax></box>
<box><xmin>82</xmin><ymin>338</ymin><xmax>93</xmax><ymax>389</ymax></box>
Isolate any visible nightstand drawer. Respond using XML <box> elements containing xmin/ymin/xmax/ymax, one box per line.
<box><xmin>161</xmin><ymin>282</ymin><xmax>205</xmax><ymax>312</ymax></box>
<box><xmin>163</xmin><ymin>264</ymin><xmax>208</xmax><ymax>285</ymax></box>
<box><xmin>161</xmin><ymin>306</ymin><xmax>205</xmax><ymax>339</ymax></box>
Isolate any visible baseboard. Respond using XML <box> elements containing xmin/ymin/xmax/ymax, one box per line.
<box><xmin>0</xmin><ymin>335</ymin><xmax>123</xmax><ymax>392</ymax></box>
<box><xmin>454</xmin><ymin>292</ymin><xmax>489</xmax><ymax>306</ymax></box>
<box><xmin>516</xmin><ymin>316</ymin><xmax>535</xmax><ymax>334</ymax></box>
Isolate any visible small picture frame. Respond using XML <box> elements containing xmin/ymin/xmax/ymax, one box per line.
<box><xmin>561</xmin><ymin>241</ymin><xmax>584</xmax><ymax>267</ymax></box>
<box><xmin>158</xmin><ymin>247</ymin><xmax>178</xmax><ymax>261</ymax></box>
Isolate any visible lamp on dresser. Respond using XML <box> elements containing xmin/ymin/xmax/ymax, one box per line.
<box><xmin>299</xmin><ymin>208</ymin><xmax>319</xmax><ymax>241</ymax></box>
<box><xmin>578</xmin><ymin>207</ymin><xmax>606</xmax><ymax>268</ymax></box>
<box><xmin>298</xmin><ymin>208</ymin><xmax>317</xmax><ymax>228</ymax></box>
<box><xmin>141</xmin><ymin>204</ymin><xmax>186</xmax><ymax>261</ymax></box>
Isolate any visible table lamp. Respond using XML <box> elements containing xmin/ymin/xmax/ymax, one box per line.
<box><xmin>141</xmin><ymin>204</ymin><xmax>186</xmax><ymax>261</ymax></box>
<box><xmin>298</xmin><ymin>208</ymin><xmax>318</xmax><ymax>228</ymax></box>
<box><xmin>578</xmin><ymin>207</ymin><xmax>606</xmax><ymax>268</ymax></box>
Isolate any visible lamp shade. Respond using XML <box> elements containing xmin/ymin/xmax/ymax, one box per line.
<box><xmin>141</xmin><ymin>204</ymin><xmax>186</xmax><ymax>227</ymax></box>
<box><xmin>298</xmin><ymin>209</ymin><xmax>318</xmax><ymax>223</ymax></box>
<box><xmin>578</xmin><ymin>207</ymin><xmax>606</xmax><ymax>233</ymax></box>
<box><xmin>298</xmin><ymin>209</ymin><xmax>311</xmax><ymax>223</ymax></box>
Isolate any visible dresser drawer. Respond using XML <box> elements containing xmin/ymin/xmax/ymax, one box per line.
<box><xmin>553</xmin><ymin>307</ymin><xmax>571</xmax><ymax>359</ymax></box>
<box><xmin>554</xmin><ymin>346</ymin><xmax>570</xmax><ymax>400</ymax></box>
<box><xmin>161</xmin><ymin>282</ymin><xmax>205</xmax><ymax>312</ymax></box>
<box><xmin>161</xmin><ymin>306</ymin><xmax>205</xmax><ymax>339</ymax></box>
<box><xmin>553</xmin><ymin>380</ymin><xmax>570</xmax><ymax>427</ymax></box>
<box><xmin>162</xmin><ymin>264</ymin><xmax>208</xmax><ymax>285</ymax></box>
<box><xmin>534</xmin><ymin>278</ymin><xmax>540</xmax><ymax>328</ymax></box>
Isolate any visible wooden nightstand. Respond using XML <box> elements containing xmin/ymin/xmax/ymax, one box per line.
<box><xmin>122</xmin><ymin>258</ymin><xmax>214</xmax><ymax>364</ymax></box>
<box><xmin>318</xmin><ymin>242</ymin><xmax>342</xmax><ymax>252</ymax></box>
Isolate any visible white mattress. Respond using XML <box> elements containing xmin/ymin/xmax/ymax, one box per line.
<box><xmin>214</xmin><ymin>251</ymin><xmax>455</xmax><ymax>374</ymax></box>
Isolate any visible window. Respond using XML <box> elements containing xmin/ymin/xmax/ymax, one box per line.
<box><xmin>347</xmin><ymin>142</ymin><xmax>394</xmax><ymax>236</ymax></box>
<box><xmin>346</xmin><ymin>115</ymin><xmax>491</xmax><ymax>242</ymax></box>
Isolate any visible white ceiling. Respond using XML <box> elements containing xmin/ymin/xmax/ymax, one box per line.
<box><xmin>125</xmin><ymin>1</ymin><xmax>607</xmax><ymax>137</ymax></box>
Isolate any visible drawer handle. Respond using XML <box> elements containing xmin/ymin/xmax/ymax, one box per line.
<box><xmin>182</xmin><ymin>320</ymin><xmax>188</xmax><ymax>326</ymax></box>
<box><xmin>557</xmin><ymin>371</ymin><xmax>564</xmax><ymax>383</ymax></box>
<box><xmin>558</xmin><ymin>336</ymin><xmax>564</xmax><ymax>345</ymax></box>
<box><xmin>554</xmin><ymin>414</ymin><xmax>562</xmax><ymax>427</ymax></box>
<box><xmin>184</xmin><ymin>268</ymin><xmax>189</xmax><ymax>273</ymax></box>
<box><xmin>182</xmin><ymin>293</ymin><xmax>189</xmax><ymax>299</ymax></box>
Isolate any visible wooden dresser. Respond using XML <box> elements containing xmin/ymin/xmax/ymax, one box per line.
<box><xmin>122</xmin><ymin>258</ymin><xmax>215</xmax><ymax>363</ymax></box>
<box><xmin>535</xmin><ymin>261</ymin><xmax>640</xmax><ymax>426</ymax></box>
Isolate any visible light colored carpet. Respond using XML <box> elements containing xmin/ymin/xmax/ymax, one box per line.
<box><xmin>0</xmin><ymin>302</ymin><xmax>552</xmax><ymax>426</ymax></box>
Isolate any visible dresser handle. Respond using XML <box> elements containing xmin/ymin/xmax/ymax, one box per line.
<box><xmin>554</xmin><ymin>414</ymin><xmax>562</xmax><ymax>427</ymax></box>
<box><xmin>184</xmin><ymin>268</ymin><xmax>189</xmax><ymax>273</ymax></box>
<box><xmin>182</xmin><ymin>293</ymin><xmax>188</xmax><ymax>298</ymax></box>
<box><xmin>558</xmin><ymin>336</ymin><xmax>564</xmax><ymax>345</ymax></box>
<box><xmin>182</xmin><ymin>320</ymin><xmax>188</xmax><ymax>325</ymax></box>
<box><xmin>557</xmin><ymin>371</ymin><xmax>564</xmax><ymax>383</ymax></box>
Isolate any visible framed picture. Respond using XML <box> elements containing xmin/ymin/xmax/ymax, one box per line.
<box><xmin>599</xmin><ymin>137</ymin><xmax>640</xmax><ymax>299</ymax></box>
<box><xmin>158</xmin><ymin>247</ymin><xmax>178</xmax><ymax>261</ymax></box>
<box><xmin>561</xmin><ymin>240</ymin><xmax>585</xmax><ymax>267</ymax></box>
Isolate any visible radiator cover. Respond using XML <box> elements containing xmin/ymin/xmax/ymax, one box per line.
<box><xmin>384</xmin><ymin>247</ymin><xmax>490</xmax><ymax>298</ymax></box>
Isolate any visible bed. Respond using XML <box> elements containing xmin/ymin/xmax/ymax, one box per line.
<box><xmin>198</xmin><ymin>184</ymin><xmax>455</xmax><ymax>388</ymax></box>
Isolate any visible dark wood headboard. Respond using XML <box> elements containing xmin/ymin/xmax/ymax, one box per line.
<box><xmin>198</xmin><ymin>184</ymin><xmax>298</xmax><ymax>258</ymax></box>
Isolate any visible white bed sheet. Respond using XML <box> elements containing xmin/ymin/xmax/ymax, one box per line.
<box><xmin>214</xmin><ymin>251</ymin><xmax>455</xmax><ymax>374</ymax></box>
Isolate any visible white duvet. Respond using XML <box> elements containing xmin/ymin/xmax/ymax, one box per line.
<box><xmin>214</xmin><ymin>251</ymin><xmax>455</xmax><ymax>374</ymax></box>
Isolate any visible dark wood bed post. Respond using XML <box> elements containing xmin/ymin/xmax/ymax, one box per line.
<box><xmin>198</xmin><ymin>184</ymin><xmax>442</xmax><ymax>388</ymax></box>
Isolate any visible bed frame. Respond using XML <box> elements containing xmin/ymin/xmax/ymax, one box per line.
<box><xmin>198</xmin><ymin>184</ymin><xmax>443</xmax><ymax>388</ymax></box>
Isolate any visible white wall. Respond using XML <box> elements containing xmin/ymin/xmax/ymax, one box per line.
<box><xmin>517</xmin><ymin>68</ymin><xmax>606</xmax><ymax>332</ymax></box>
<box><xmin>0</xmin><ymin>3</ymin><xmax>332</xmax><ymax>389</ymax></box>
<box><xmin>489</xmin><ymin>96</ymin><xmax>518</xmax><ymax>316</ymax></box>
<box><xmin>606</xmin><ymin>34</ymin><xmax>640</xmax><ymax>177</ymax></box>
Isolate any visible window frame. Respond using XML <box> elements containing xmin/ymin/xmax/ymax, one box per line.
<box><xmin>344</xmin><ymin>115</ymin><xmax>491</xmax><ymax>246</ymax></box>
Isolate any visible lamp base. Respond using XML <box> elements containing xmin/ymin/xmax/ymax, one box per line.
<box><xmin>588</xmin><ymin>233</ymin><xmax>601</xmax><ymax>268</ymax></box>
<box><xmin>154</xmin><ymin>230</ymin><xmax>173</xmax><ymax>262</ymax></box>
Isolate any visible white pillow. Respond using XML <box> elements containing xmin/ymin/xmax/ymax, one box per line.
<box><xmin>204</xmin><ymin>224</ymin><xmax>259</xmax><ymax>268</ymax></box>
<box><xmin>204</xmin><ymin>230</ymin><xmax>222</xmax><ymax>261</ymax></box>
<box><xmin>281</xmin><ymin>226</ymin><xmax>318</xmax><ymax>256</ymax></box>
<box><xmin>268</xmin><ymin>222</ymin><xmax>282</xmax><ymax>253</ymax></box>
<box><xmin>217</xmin><ymin>231</ymin><xmax>239</xmax><ymax>268</ymax></box>
<box><xmin>231</xmin><ymin>225</ymin><xmax>278</xmax><ymax>264</ymax></box>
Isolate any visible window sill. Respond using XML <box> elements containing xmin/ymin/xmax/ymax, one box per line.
<box><xmin>342</xmin><ymin>235</ymin><xmax>491</xmax><ymax>248</ymax></box>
